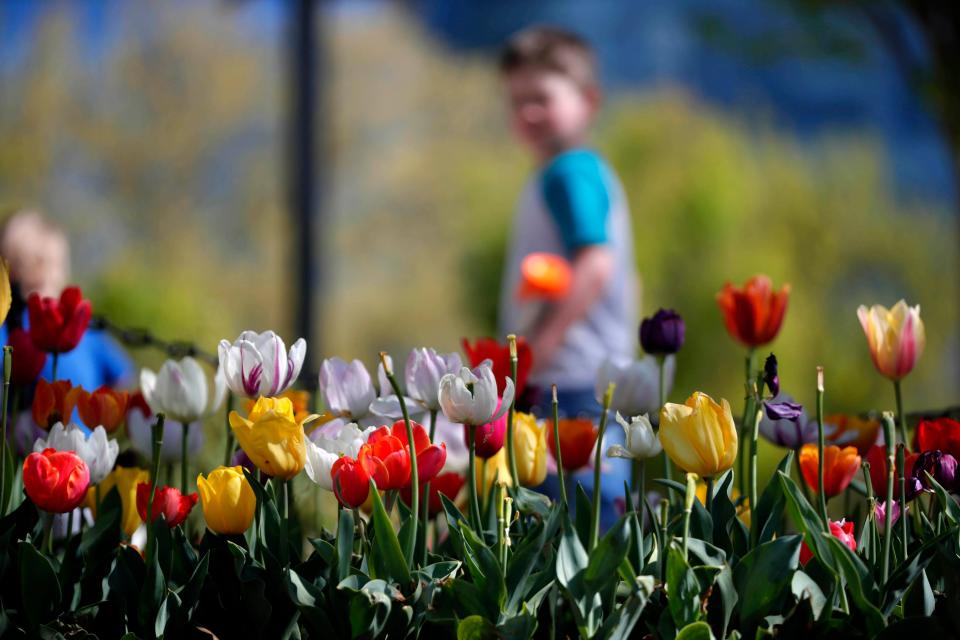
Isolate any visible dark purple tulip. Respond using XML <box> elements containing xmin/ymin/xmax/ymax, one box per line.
<box><xmin>639</xmin><ymin>309</ymin><xmax>685</xmax><ymax>355</ymax></box>
<box><xmin>763</xmin><ymin>353</ymin><xmax>780</xmax><ymax>397</ymax></box>
<box><xmin>764</xmin><ymin>399</ymin><xmax>804</xmax><ymax>422</ymax></box>
<box><xmin>912</xmin><ymin>450</ymin><xmax>958</xmax><ymax>492</ymax></box>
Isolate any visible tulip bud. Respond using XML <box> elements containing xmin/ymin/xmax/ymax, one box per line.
<box><xmin>639</xmin><ymin>309</ymin><xmax>685</xmax><ymax>355</ymax></box>
<box><xmin>763</xmin><ymin>353</ymin><xmax>779</xmax><ymax>397</ymax></box>
<box><xmin>800</xmin><ymin>518</ymin><xmax>855</xmax><ymax>565</ymax></box>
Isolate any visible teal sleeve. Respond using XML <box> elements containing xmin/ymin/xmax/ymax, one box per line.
<box><xmin>541</xmin><ymin>152</ymin><xmax>610</xmax><ymax>254</ymax></box>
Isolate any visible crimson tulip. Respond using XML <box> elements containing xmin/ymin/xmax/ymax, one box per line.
<box><xmin>136</xmin><ymin>483</ymin><xmax>198</xmax><ymax>527</ymax></box>
<box><xmin>865</xmin><ymin>445</ymin><xmax>920</xmax><ymax>499</ymax></box>
<box><xmin>464</xmin><ymin>399</ymin><xmax>507</xmax><ymax>459</ymax></box>
<box><xmin>800</xmin><ymin>519</ymin><xmax>856</xmax><ymax>565</ymax></box>
<box><xmin>716</xmin><ymin>275</ymin><xmax>790</xmax><ymax>348</ymax></box>
<box><xmin>461</xmin><ymin>336</ymin><xmax>532</xmax><ymax>396</ymax></box>
<box><xmin>7</xmin><ymin>328</ymin><xmax>47</xmax><ymax>385</ymax></box>
<box><xmin>401</xmin><ymin>471</ymin><xmax>466</xmax><ymax>517</ymax></box>
<box><xmin>361</xmin><ymin>428</ymin><xmax>411</xmax><ymax>491</ymax></box>
<box><xmin>331</xmin><ymin>455</ymin><xmax>372</xmax><ymax>508</ymax></box>
<box><xmin>26</xmin><ymin>286</ymin><xmax>92</xmax><ymax>354</ymax></box>
<box><xmin>385</xmin><ymin>419</ymin><xmax>446</xmax><ymax>483</ymax></box>
<box><xmin>916</xmin><ymin>417</ymin><xmax>960</xmax><ymax>461</ymax></box>
<box><xmin>23</xmin><ymin>448</ymin><xmax>90</xmax><ymax>513</ymax></box>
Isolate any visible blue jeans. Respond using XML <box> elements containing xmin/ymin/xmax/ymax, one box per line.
<box><xmin>521</xmin><ymin>385</ymin><xmax>631</xmax><ymax>531</ymax></box>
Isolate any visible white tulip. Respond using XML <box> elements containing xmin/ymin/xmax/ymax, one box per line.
<box><xmin>303</xmin><ymin>422</ymin><xmax>376</xmax><ymax>491</ymax></box>
<box><xmin>126</xmin><ymin>406</ymin><xmax>203</xmax><ymax>464</ymax></box>
<box><xmin>319</xmin><ymin>357</ymin><xmax>378</xmax><ymax>425</ymax></box>
<box><xmin>218</xmin><ymin>330</ymin><xmax>306</xmax><ymax>398</ymax></box>
<box><xmin>34</xmin><ymin>422</ymin><xmax>119</xmax><ymax>484</ymax></box>
<box><xmin>140</xmin><ymin>357</ymin><xmax>226</xmax><ymax>424</ymax></box>
<box><xmin>370</xmin><ymin>348</ymin><xmax>462</xmax><ymax>418</ymax></box>
<box><xmin>438</xmin><ymin>362</ymin><xmax>514</xmax><ymax>426</ymax></box>
<box><xmin>607</xmin><ymin>413</ymin><xmax>662</xmax><ymax>461</ymax></box>
<box><xmin>595</xmin><ymin>355</ymin><xmax>675</xmax><ymax>417</ymax></box>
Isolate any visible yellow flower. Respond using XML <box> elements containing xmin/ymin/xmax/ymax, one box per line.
<box><xmin>659</xmin><ymin>392</ymin><xmax>738</xmax><ymax>477</ymax></box>
<box><xmin>86</xmin><ymin>466</ymin><xmax>150</xmax><ymax>536</ymax></box>
<box><xmin>477</xmin><ymin>448</ymin><xmax>511</xmax><ymax>500</ymax></box>
<box><xmin>0</xmin><ymin>258</ymin><xmax>10</xmax><ymax>325</ymax></box>
<box><xmin>229</xmin><ymin>396</ymin><xmax>319</xmax><ymax>480</ymax></box>
<box><xmin>196</xmin><ymin>466</ymin><xmax>256</xmax><ymax>535</ymax></box>
<box><xmin>513</xmin><ymin>412</ymin><xmax>547</xmax><ymax>487</ymax></box>
<box><xmin>857</xmin><ymin>300</ymin><xmax>925</xmax><ymax>381</ymax></box>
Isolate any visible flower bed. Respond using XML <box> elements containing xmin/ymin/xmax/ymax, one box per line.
<box><xmin>0</xmin><ymin>269</ymin><xmax>956</xmax><ymax>639</ymax></box>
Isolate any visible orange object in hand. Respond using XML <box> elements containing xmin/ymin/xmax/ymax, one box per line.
<box><xmin>518</xmin><ymin>253</ymin><xmax>572</xmax><ymax>301</ymax></box>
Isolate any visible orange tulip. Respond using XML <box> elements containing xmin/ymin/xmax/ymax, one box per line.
<box><xmin>32</xmin><ymin>379</ymin><xmax>83</xmax><ymax>430</ymax></box>
<box><xmin>716</xmin><ymin>275</ymin><xmax>790</xmax><ymax>348</ymax></box>
<box><xmin>799</xmin><ymin>444</ymin><xmax>861</xmax><ymax>497</ymax></box>
<box><xmin>518</xmin><ymin>252</ymin><xmax>572</xmax><ymax>301</ymax></box>
<box><xmin>547</xmin><ymin>418</ymin><xmax>598</xmax><ymax>471</ymax></box>
<box><xmin>76</xmin><ymin>386</ymin><xmax>129</xmax><ymax>433</ymax></box>
<box><xmin>824</xmin><ymin>414</ymin><xmax>881</xmax><ymax>456</ymax></box>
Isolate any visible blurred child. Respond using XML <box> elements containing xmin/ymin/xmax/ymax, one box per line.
<box><xmin>496</xmin><ymin>27</ymin><xmax>638</xmax><ymax>528</ymax></box>
<box><xmin>0</xmin><ymin>210</ymin><xmax>133</xmax><ymax>391</ymax></box>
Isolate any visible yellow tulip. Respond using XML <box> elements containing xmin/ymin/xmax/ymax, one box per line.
<box><xmin>0</xmin><ymin>258</ymin><xmax>10</xmax><ymax>325</ymax></box>
<box><xmin>196</xmin><ymin>466</ymin><xmax>256</xmax><ymax>535</ymax></box>
<box><xmin>857</xmin><ymin>300</ymin><xmax>925</xmax><ymax>381</ymax></box>
<box><xmin>513</xmin><ymin>412</ymin><xmax>547</xmax><ymax>487</ymax></box>
<box><xmin>229</xmin><ymin>396</ymin><xmax>319</xmax><ymax>480</ymax></box>
<box><xmin>659</xmin><ymin>392</ymin><xmax>738</xmax><ymax>477</ymax></box>
<box><xmin>86</xmin><ymin>466</ymin><xmax>150</xmax><ymax>536</ymax></box>
<box><xmin>477</xmin><ymin>448</ymin><xmax>511</xmax><ymax>500</ymax></box>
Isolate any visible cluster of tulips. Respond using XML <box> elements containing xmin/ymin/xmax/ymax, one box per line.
<box><xmin>1</xmin><ymin>255</ymin><xmax>957</xmax><ymax>639</ymax></box>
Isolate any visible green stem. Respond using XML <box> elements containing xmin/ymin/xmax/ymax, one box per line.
<box><xmin>816</xmin><ymin>368</ymin><xmax>829</xmax><ymax>531</ymax></box>
<box><xmin>861</xmin><ymin>462</ymin><xmax>875</xmax><ymax>565</ymax></box>
<box><xmin>894</xmin><ymin>380</ymin><xmax>909</xmax><ymax>452</ymax></box>
<box><xmin>880</xmin><ymin>413</ymin><xmax>896</xmax><ymax>583</ymax></box>
<box><xmin>44</xmin><ymin>513</ymin><xmax>54</xmax><ymax>555</ymax></box>
<box><xmin>589</xmin><ymin>383</ymin><xmax>615</xmax><ymax>551</ymax></box>
<box><xmin>1</xmin><ymin>346</ymin><xmax>11</xmax><ymax>517</ymax></box>
<box><xmin>181</xmin><ymin>421</ymin><xmax>190</xmax><ymax>495</ymax></box>
<box><xmin>658</xmin><ymin>356</ymin><xmax>672</xmax><ymax>488</ymax></box>
<box><xmin>748</xmin><ymin>406</ymin><xmax>762</xmax><ymax>545</ymax></box>
<box><xmin>506</xmin><ymin>335</ymin><xmax>519</xmax><ymax>489</ymax></box>
<box><xmin>705</xmin><ymin>475</ymin><xmax>714</xmax><ymax>518</ymax></box>
<box><xmin>421</xmin><ymin>409</ymin><xmax>438</xmax><ymax>566</ymax></box>
<box><xmin>379</xmin><ymin>354</ymin><xmax>418</xmax><ymax>568</ymax></box>
<box><xmin>897</xmin><ymin>444</ymin><xmax>908</xmax><ymax>559</ymax></box>
<box><xmin>795</xmin><ymin>447</ymin><xmax>812</xmax><ymax>503</ymax></box>
<box><xmin>659</xmin><ymin>499</ymin><xmax>669</xmax><ymax>583</ymax></box>
<box><xmin>551</xmin><ymin>386</ymin><xmax>567</xmax><ymax>510</ymax></box>
<box><xmin>146</xmin><ymin>414</ymin><xmax>165</xmax><ymax>559</ymax></box>
<box><xmin>682</xmin><ymin>477</ymin><xmax>694</xmax><ymax>562</ymax></box>
<box><xmin>51</xmin><ymin>352</ymin><xmax>59</xmax><ymax>382</ymax></box>
<box><xmin>637</xmin><ymin>460</ymin><xmax>646</xmax><ymax>571</ymax></box>
<box><xmin>468</xmin><ymin>424</ymin><xmax>482</xmax><ymax>532</ymax></box>
<box><xmin>281</xmin><ymin>479</ymin><xmax>290</xmax><ymax>566</ymax></box>
<box><xmin>223</xmin><ymin>393</ymin><xmax>236</xmax><ymax>466</ymax></box>
<box><xmin>737</xmin><ymin>350</ymin><xmax>754</xmax><ymax>497</ymax></box>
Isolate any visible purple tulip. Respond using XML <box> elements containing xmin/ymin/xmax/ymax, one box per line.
<box><xmin>874</xmin><ymin>500</ymin><xmax>904</xmax><ymax>531</ymax></box>
<box><xmin>764</xmin><ymin>400</ymin><xmax>804</xmax><ymax>422</ymax></box>
<box><xmin>763</xmin><ymin>353</ymin><xmax>780</xmax><ymax>397</ymax></box>
<box><xmin>639</xmin><ymin>309</ymin><xmax>685</xmax><ymax>355</ymax></box>
<box><xmin>758</xmin><ymin>394</ymin><xmax>817</xmax><ymax>449</ymax></box>
<box><xmin>913</xmin><ymin>450</ymin><xmax>958</xmax><ymax>492</ymax></box>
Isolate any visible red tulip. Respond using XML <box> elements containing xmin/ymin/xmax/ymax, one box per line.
<box><xmin>386</xmin><ymin>419</ymin><xmax>446</xmax><ymax>483</ymax></box>
<box><xmin>800</xmin><ymin>519</ymin><xmax>856</xmax><ymax>565</ymax></box>
<box><xmin>400</xmin><ymin>471</ymin><xmax>466</xmax><ymax>517</ymax></box>
<box><xmin>464</xmin><ymin>398</ymin><xmax>507</xmax><ymax>459</ymax></box>
<box><xmin>26</xmin><ymin>286</ymin><xmax>92</xmax><ymax>354</ymax></box>
<box><xmin>361</xmin><ymin>428</ymin><xmax>411</xmax><ymax>491</ymax></box>
<box><xmin>547</xmin><ymin>418</ymin><xmax>598</xmax><ymax>471</ymax></box>
<box><xmin>462</xmin><ymin>336</ymin><xmax>532</xmax><ymax>396</ymax></box>
<box><xmin>7</xmin><ymin>328</ymin><xmax>47</xmax><ymax>385</ymax></box>
<box><xmin>331</xmin><ymin>456</ymin><xmax>372</xmax><ymax>508</ymax></box>
<box><xmin>23</xmin><ymin>448</ymin><xmax>90</xmax><ymax>513</ymax></box>
<box><xmin>865</xmin><ymin>445</ymin><xmax>920</xmax><ymax>498</ymax></box>
<box><xmin>716</xmin><ymin>275</ymin><xmax>790</xmax><ymax>348</ymax></box>
<box><xmin>136</xmin><ymin>483</ymin><xmax>198</xmax><ymax>528</ymax></box>
<box><xmin>916</xmin><ymin>417</ymin><xmax>960</xmax><ymax>461</ymax></box>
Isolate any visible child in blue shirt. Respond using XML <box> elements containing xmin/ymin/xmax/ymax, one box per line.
<box><xmin>497</xmin><ymin>27</ymin><xmax>639</xmax><ymax>528</ymax></box>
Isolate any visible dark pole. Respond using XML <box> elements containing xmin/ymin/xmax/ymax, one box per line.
<box><xmin>289</xmin><ymin>0</ymin><xmax>320</xmax><ymax>384</ymax></box>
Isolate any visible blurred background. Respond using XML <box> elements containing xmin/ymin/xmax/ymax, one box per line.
<box><xmin>1</xmin><ymin>1</ymin><xmax>957</xmax><ymax>479</ymax></box>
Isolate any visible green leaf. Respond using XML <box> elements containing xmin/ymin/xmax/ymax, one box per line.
<box><xmin>595</xmin><ymin>583</ymin><xmax>654</xmax><ymax>639</ymax></box>
<box><xmin>733</xmin><ymin>535</ymin><xmax>800</xmax><ymax>630</ymax></box>
<box><xmin>881</xmin><ymin>528</ymin><xmax>949</xmax><ymax>615</ymax></box>
<box><xmin>824</xmin><ymin>536</ymin><xmax>885</xmax><ymax>636</ymax></box>
<box><xmin>790</xmin><ymin>570</ymin><xmax>827</xmax><ymax>620</ymax></box>
<box><xmin>19</xmin><ymin>541</ymin><xmax>61</xmax><ymax>629</ymax></box>
<box><xmin>367</xmin><ymin>481</ymin><xmax>412</xmax><ymax>585</ymax></box>
<box><xmin>574</xmin><ymin>482</ymin><xmax>592</xmax><ymax>548</ymax></box>
<box><xmin>904</xmin><ymin>569</ymin><xmax>935</xmax><ymax>617</ymax></box>
<box><xmin>505</xmin><ymin>505</ymin><xmax>561</xmax><ymax>616</ymax></box>
<box><xmin>556</xmin><ymin>520</ymin><xmax>601</xmax><ymax>635</ymax></box>
<box><xmin>336</xmin><ymin>508</ymin><xmax>355</xmax><ymax>584</ymax></box>
<box><xmin>584</xmin><ymin>515</ymin><xmax>630</xmax><ymax>597</ymax></box>
<box><xmin>497</xmin><ymin>611</ymin><xmax>538</xmax><ymax>639</ymax></box>
<box><xmin>459</xmin><ymin>524</ymin><xmax>507</xmax><ymax>611</ymax></box>
<box><xmin>674</xmin><ymin>620</ymin><xmax>715</xmax><ymax>640</ymax></box>
<box><xmin>924</xmin><ymin>472</ymin><xmax>960</xmax><ymax>524</ymax></box>
<box><xmin>666</xmin><ymin>545</ymin><xmax>700</xmax><ymax>628</ymax></box>
<box><xmin>709</xmin><ymin>471</ymin><xmax>736</xmax><ymax>552</ymax></box>
<box><xmin>776</xmin><ymin>472</ymin><xmax>834</xmax><ymax>565</ymax></box>
<box><xmin>457</xmin><ymin>614</ymin><xmax>500</xmax><ymax>640</ymax></box>
<box><xmin>0</xmin><ymin>440</ymin><xmax>15</xmax><ymax>515</ymax></box>
<box><xmin>753</xmin><ymin>452</ymin><xmax>793</xmax><ymax>545</ymax></box>
<box><xmin>137</xmin><ymin>541</ymin><xmax>165</xmax><ymax>633</ymax></box>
